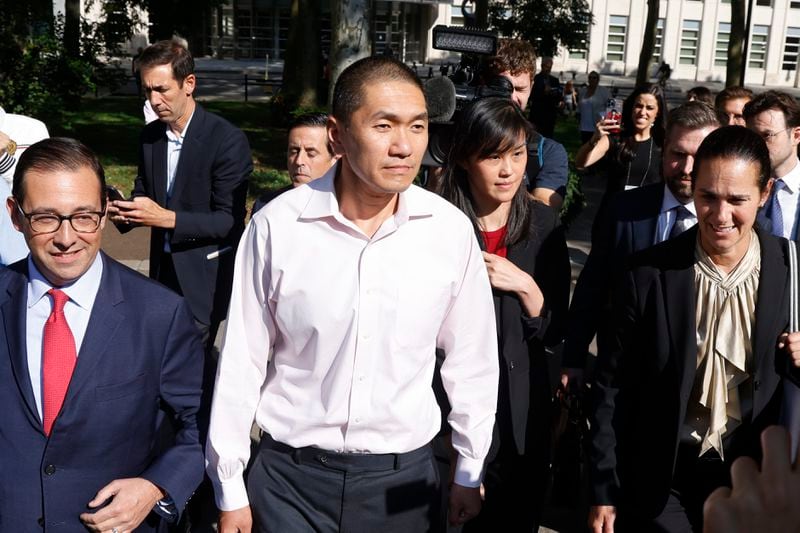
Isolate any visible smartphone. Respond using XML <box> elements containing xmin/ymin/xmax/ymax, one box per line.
<box><xmin>106</xmin><ymin>185</ymin><xmax>126</xmax><ymax>203</ymax></box>
<box><xmin>604</xmin><ymin>98</ymin><xmax>622</xmax><ymax>134</ymax></box>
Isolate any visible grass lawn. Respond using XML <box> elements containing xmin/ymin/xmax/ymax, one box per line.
<box><xmin>49</xmin><ymin>97</ymin><xmax>291</xmax><ymax>200</ymax></box>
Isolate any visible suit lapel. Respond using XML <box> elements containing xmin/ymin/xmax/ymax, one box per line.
<box><xmin>61</xmin><ymin>255</ymin><xmax>125</xmax><ymax>409</ymax></box>
<box><xmin>168</xmin><ymin>105</ymin><xmax>205</xmax><ymax>207</ymax></box>
<box><xmin>752</xmin><ymin>230</ymin><xmax>789</xmax><ymax>415</ymax></box>
<box><xmin>663</xmin><ymin>229</ymin><xmax>699</xmax><ymax>404</ymax></box>
<box><xmin>152</xmin><ymin>130</ymin><xmax>168</xmax><ymax>207</ymax></box>
<box><xmin>1</xmin><ymin>265</ymin><xmax>42</xmax><ymax>428</ymax></box>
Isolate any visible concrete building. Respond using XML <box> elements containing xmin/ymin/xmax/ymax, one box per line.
<box><xmin>548</xmin><ymin>0</ymin><xmax>800</xmax><ymax>88</ymax></box>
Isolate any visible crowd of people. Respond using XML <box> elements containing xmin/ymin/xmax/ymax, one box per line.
<box><xmin>2</xmin><ymin>35</ymin><xmax>800</xmax><ymax>533</ymax></box>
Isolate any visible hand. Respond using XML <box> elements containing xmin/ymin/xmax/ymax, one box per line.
<box><xmin>560</xmin><ymin>367</ymin><xmax>585</xmax><ymax>392</ymax></box>
<box><xmin>588</xmin><ymin>504</ymin><xmax>616</xmax><ymax>533</ymax></box>
<box><xmin>483</xmin><ymin>252</ymin><xmax>544</xmax><ymax>317</ymax></box>
<box><xmin>448</xmin><ymin>483</ymin><xmax>481</xmax><ymax>526</ymax></box>
<box><xmin>218</xmin><ymin>506</ymin><xmax>253</xmax><ymax>533</ymax></box>
<box><xmin>594</xmin><ymin>118</ymin><xmax>619</xmax><ymax>138</ymax></box>
<box><xmin>111</xmin><ymin>197</ymin><xmax>176</xmax><ymax>229</ymax></box>
<box><xmin>778</xmin><ymin>332</ymin><xmax>800</xmax><ymax>368</ymax></box>
<box><xmin>79</xmin><ymin>477</ymin><xmax>165</xmax><ymax>532</ymax></box>
<box><xmin>0</xmin><ymin>131</ymin><xmax>10</xmax><ymax>155</ymax></box>
<box><xmin>703</xmin><ymin>426</ymin><xmax>800</xmax><ymax>533</ymax></box>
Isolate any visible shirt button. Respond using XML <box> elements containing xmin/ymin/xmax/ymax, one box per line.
<box><xmin>354</xmin><ymin>417</ymin><xmax>361</xmax><ymax>423</ymax></box>
<box><xmin>361</xmin><ymin>333</ymin><xmax>370</xmax><ymax>341</ymax></box>
<box><xmin>44</xmin><ymin>464</ymin><xmax>56</xmax><ymax>475</ymax></box>
<box><xmin>358</xmin><ymin>375</ymin><xmax>365</xmax><ymax>382</ymax></box>
<box><xmin>317</xmin><ymin>454</ymin><xmax>328</xmax><ymax>464</ymax></box>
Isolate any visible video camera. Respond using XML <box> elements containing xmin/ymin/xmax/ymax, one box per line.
<box><xmin>423</xmin><ymin>25</ymin><xmax>513</xmax><ymax>167</ymax></box>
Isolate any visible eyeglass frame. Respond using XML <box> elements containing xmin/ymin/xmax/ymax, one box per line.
<box><xmin>15</xmin><ymin>203</ymin><xmax>106</xmax><ymax>234</ymax></box>
<box><xmin>760</xmin><ymin>127</ymin><xmax>792</xmax><ymax>143</ymax></box>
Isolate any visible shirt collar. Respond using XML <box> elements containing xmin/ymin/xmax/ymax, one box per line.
<box><xmin>300</xmin><ymin>162</ymin><xmax>434</xmax><ymax>224</ymax></box>
<box><xmin>660</xmin><ymin>184</ymin><xmax>696</xmax><ymax>216</ymax></box>
<box><xmin>777</xmin><ymin>157</ymin><xmax>800</xmax><ymax>193</ymax></box>
<box><xmin>166</xmin><ymin>108</ymin><xmax>195</xmax><ymax>143</ymax></box>
<box><xmin>27</xmin><ymin>252</ymin><xmax>104</xmax><ymax>310</ymax></box>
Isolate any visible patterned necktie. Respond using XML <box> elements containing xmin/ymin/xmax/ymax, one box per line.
<box><xmin>769</xmin><ymin>180</ymin><xmax>786</xmax><ymax>238</ymax></box>
<box><xmin>670</xmin><ymin>204</ymin><xmax>696</xmax><ymax>239</ymax></box>
<box><xmin>42</xmin><ymin>289</ymin><xmax>77</xmax><ymax>436</ymax></box>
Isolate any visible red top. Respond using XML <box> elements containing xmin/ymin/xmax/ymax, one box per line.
<box><xmin>481</xmin><ymin>226</ymin><xmax>508</xmax><ymax>258</ymax></box>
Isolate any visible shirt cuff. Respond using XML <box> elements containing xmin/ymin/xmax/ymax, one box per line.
<box><xmin>153</xmin><ymin>496</ymin><xmax>178</xmax><ymax>522</ymax></box>
<box><xmin>453</xmin><ymin>455</ymin><xmax>485</xmax><ymax>488</ymax></box>
<box><xmin>212</xmin><ymin>476</ymin><xmax>250</xmax><ymax>511</ymax></box>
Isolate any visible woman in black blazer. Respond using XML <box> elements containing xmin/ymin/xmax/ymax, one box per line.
<box><xmin>439</xmin><ymin>97</ymin><xmax>571</xmax><ymax>531</ymax></box>
<box><xmin>590</xmin><ymin>126</ymin><xmax>800</xmax><ymax>532</ymax></box>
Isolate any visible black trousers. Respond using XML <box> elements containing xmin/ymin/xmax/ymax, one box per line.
<box><xmin>618</xmin><ymin>443</ymin><xmax>731</xmax><ymax>533</ymax></box>
<box><xmin>247</xmin><ymin>434</ymin><xmax>440</xmax><ymax>533</ymax></box>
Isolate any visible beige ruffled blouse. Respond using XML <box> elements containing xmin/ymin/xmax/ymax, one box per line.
<box><xmin>687</xmin><ymin>231</ymin><xmax>760</xmax><ymax>459</ymax></box>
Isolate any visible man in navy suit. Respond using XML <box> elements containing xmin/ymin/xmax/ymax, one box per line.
<box><xmin>1</xmin><ymin>137</ymin><xmax>204</xmax><ymax>531</ymax></box>
<box><xmin>109</xmin><ymin>39</ymin><xmax>252</xmax><ymax>350</ymax></box>
<box><xmin>563</xmin><ymin>102</ymin><xmax>720</xmax><ymax>381</ymax></box>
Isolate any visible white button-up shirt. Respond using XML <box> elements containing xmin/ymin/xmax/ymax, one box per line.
<box><xmin>207</xmin><ymin>167</ymin><xmax>499</xmax><ymax>511</ymax></box>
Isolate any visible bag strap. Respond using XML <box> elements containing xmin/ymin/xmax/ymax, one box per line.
<box><xmin>789</xmin><ymin>240</ymin><xmax>798</xmax><ymax>332</ymax></box>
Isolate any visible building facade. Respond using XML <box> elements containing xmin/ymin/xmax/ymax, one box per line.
<box><xmin>547</xmin><ymin>0</ymin><xmax>800</xmax><ymax>88</ymax></box>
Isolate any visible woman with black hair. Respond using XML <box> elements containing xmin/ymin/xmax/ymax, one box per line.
<box><xmin>576</xmin><ymin>83</ymin><xmax>667</xmax><ymax>195</ymax></box>
<box><xmin>439</xmin><ymin>97</ymin><xmax>571</xmax><ymax>531</ymax></box>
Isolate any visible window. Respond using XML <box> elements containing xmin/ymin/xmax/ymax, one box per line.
<box><xmin>652</xmin><ymin>19</ymin><xmax>665</xmax><ymax>62</ymax></box>
<box><xmin>569</xmin><ymin>15</ymin><xmax>591</xmax><ymax>59</ymax></box>
<box><xmin>791</xmin><ymin>1</ymin><xmax>800</xmax><ymax>8</ymax></box>
<box><xmin>756</xmin><ymin>0</ymin><xmax>771</xmax><ymax>5</ymax></box>
<box><xmin>680</xmin><ymin>20</ymin><xmax>701</xmax><ymax>65</ymax></box>
<box><xmin>716</xmin><ymin>23</ymin><xmax>730</xmax><ymax>67</ymax></box>
<box><xmin>784</xmin><ymin>27</ymin><xmax>800</xmax><ymax>71</ymax></box>
<box><xmin>749</xmin><ymin>25</ymin><xmax>769</xmax><ymax>68</ymax></box>
<box><xmin>607</xmin><ymin>15</ymin><xmax>628</xmax><ymax>62</ymax></box>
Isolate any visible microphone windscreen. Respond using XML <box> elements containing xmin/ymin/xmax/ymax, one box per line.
<box><xmin>424</xmin><ymin>76</ymin><xmax>457</xmax><ymax>123</ymax></box>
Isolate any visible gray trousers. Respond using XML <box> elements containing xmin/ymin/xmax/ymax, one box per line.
<box><xmin>247</xmin><ymin>434</ymin><xmax>440</xmax><ymax>533</ymax></box>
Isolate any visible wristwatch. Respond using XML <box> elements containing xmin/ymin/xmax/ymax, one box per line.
<box><xmin>5</xmin><ymin>139</ymin><xmax>16</xmax><ymax>156</ymax></box>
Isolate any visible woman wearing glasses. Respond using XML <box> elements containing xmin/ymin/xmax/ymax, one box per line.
<box><xmin>438</xmin><ymin>97</ymin><xmax>570</xmax><ymax>531</ymax></box>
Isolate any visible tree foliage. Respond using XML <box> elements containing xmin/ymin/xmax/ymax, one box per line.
<box><xmin>636</xmin><ymin>0</ymin><xmax>660</xmax><ymax>86</ymax></box>
<box><xmin>489</xmin><ymin>0</ymin><xmax>592</xmax><ymax>58</ymax></box>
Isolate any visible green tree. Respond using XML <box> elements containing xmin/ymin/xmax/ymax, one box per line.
<box><xmin>727</xmin><ymin>0</ymin><xmax>746</xmax><ymax>87</ymax></box>
<box><xmin>329</xmin><ymin>0</ymin><xmax>372</xmax><ymax>106</ymax></box>
<box><xmin>489</xmin><ymin>0</ymin><xmax>592</xmax><ymax>58</ymax></box>
<box><xmin>282</xmin><ymin>0</ymin><xmax>322</xmax><ymax>109</ymax></box>
<box><xmin>636</xmin><ymin>0</ymin><xmax>660</xmax><ymax>86</ymax></box>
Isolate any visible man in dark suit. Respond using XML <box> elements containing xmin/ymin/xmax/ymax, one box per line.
<box><xmin>563</xmin><ymin>102</ymin><xmax>720</xmax><ymax>381</ymax></box>
<box><xmin>589</xmin><ymin>126</ymin><xmax>796</xmax><ymax>532</ymax></box>
<box><xmin>529</xmin><ymin>57</ymin><xmax>561</xmax><ymax>138</ymax></box>
<box><xmin>1</xmin><ymin>137</ymin><xmax>204</xmax><ymax>532</ymax></box>
<box><xmin>109</xmin><ymin>39</ymin><xmax>252</xmax><ymax>349</ymax></box>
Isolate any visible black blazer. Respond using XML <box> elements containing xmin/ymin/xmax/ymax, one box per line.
<box><xmin>564</xmin><ymin>183</ymin><xmax>665</xmax><ymax>367</ymax></box>
<box><xmin>493</xmin><ymin>201</ymin><xmax>571</xmax><ymax>455</ymax></box>
<box><xmin>129</xmin><ymin>104</ymin><xmax>252</xmax><ymax>325</ymax></box>
<box><xmin>590</xmin><ymin>226</ymin><xmax>791</xmax><ymax>518</ymax></box>
<box><xmin>0</xmin><ymin>254</ymin><xmax>205</xmax><ymax>531</ymax></box>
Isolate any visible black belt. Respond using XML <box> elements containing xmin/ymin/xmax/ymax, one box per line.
<box><xmin>260</xmin><ymin>433</ymin><xmax>432</xmax><ymax>472</ymax></box>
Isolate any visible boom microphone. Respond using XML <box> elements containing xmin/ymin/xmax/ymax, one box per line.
<box><xmin>424</xmin><ymin>76</ymin><xmax>457</xmax><ymax>124</ymax></box>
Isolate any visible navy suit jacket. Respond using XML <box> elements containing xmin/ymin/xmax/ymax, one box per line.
<box><xmin>129</xmin><ymin>104</ymin><xmax>252</xmax><ymax>325</ymax></box>
<box><xmin>564</xmin><ymin>183</ymin><xmax>665</xmax><ymax>367</ymax></box>
<box><xmin>0</xmin><ymin>253</ymin><xmax>205</xmax><ymax>531</ymax></box>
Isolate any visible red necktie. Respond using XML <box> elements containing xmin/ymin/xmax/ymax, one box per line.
<box><xmin>42</xmin><ymin>289</ymin><xmax>77</xmax><ymax>436</ymax></box>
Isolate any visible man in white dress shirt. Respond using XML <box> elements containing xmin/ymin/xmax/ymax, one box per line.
<box><xmin>207</xmin><ymin>56</ymin><xmax>499</xmax><ymax>532</ymax></box>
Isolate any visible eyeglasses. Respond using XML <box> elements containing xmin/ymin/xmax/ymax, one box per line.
<box><xmin>16</xmin><ymin>204</ymin><xmax>105</xmax><ymax>234</ymax></box>
<box><xmin>760</xmin><ymin>128</ymin><xmax>790</xmax><ymax>143</ymax></box>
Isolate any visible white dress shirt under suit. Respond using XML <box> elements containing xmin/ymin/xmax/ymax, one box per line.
<box><xmin>206</xmin><ymin>167</ymin><xmax>500</xmax><ymax>511</ymax></box>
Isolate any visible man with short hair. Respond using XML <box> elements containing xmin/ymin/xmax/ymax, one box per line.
<box><xmin>564</xmin><ymin>101</ymin><xmax>721</xmax><ymax>382</ymax></box>
<box><xmin>207</xmin><ymin>55</ymin><xmax>499</xmax><ymax>533</ymax></box>
<box><xmin>484</xmin><ymin>39</ymin><xmax>569</xmax><ymax>208</ymax></box>
<box><xmin>715</xmin><ymin>86</ymin><xmax>754</xmax><ymax>126</ymax></box>
<box><xmin>529</xmin><ymin>56</ymin><xmax>561</xmax><ymax>138</ymax></box>
<box><xmin>252</xmin><ymin>112</ymin><xmax>338</xmax><ymax>214</ymax></box>
<box><xmin>109</xmin><ymin>39</ymin><xmax>252</xmax><ymax>350</ymax></box>
<box><xmin>743</xmin><ymin>90</ymin><xmax>800</xmax><ymax>455</ymax></box>
<box><xmin>0</xmin><ymin>137</ymin><xmax>204</xmax><ymax>532</ymax></box>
